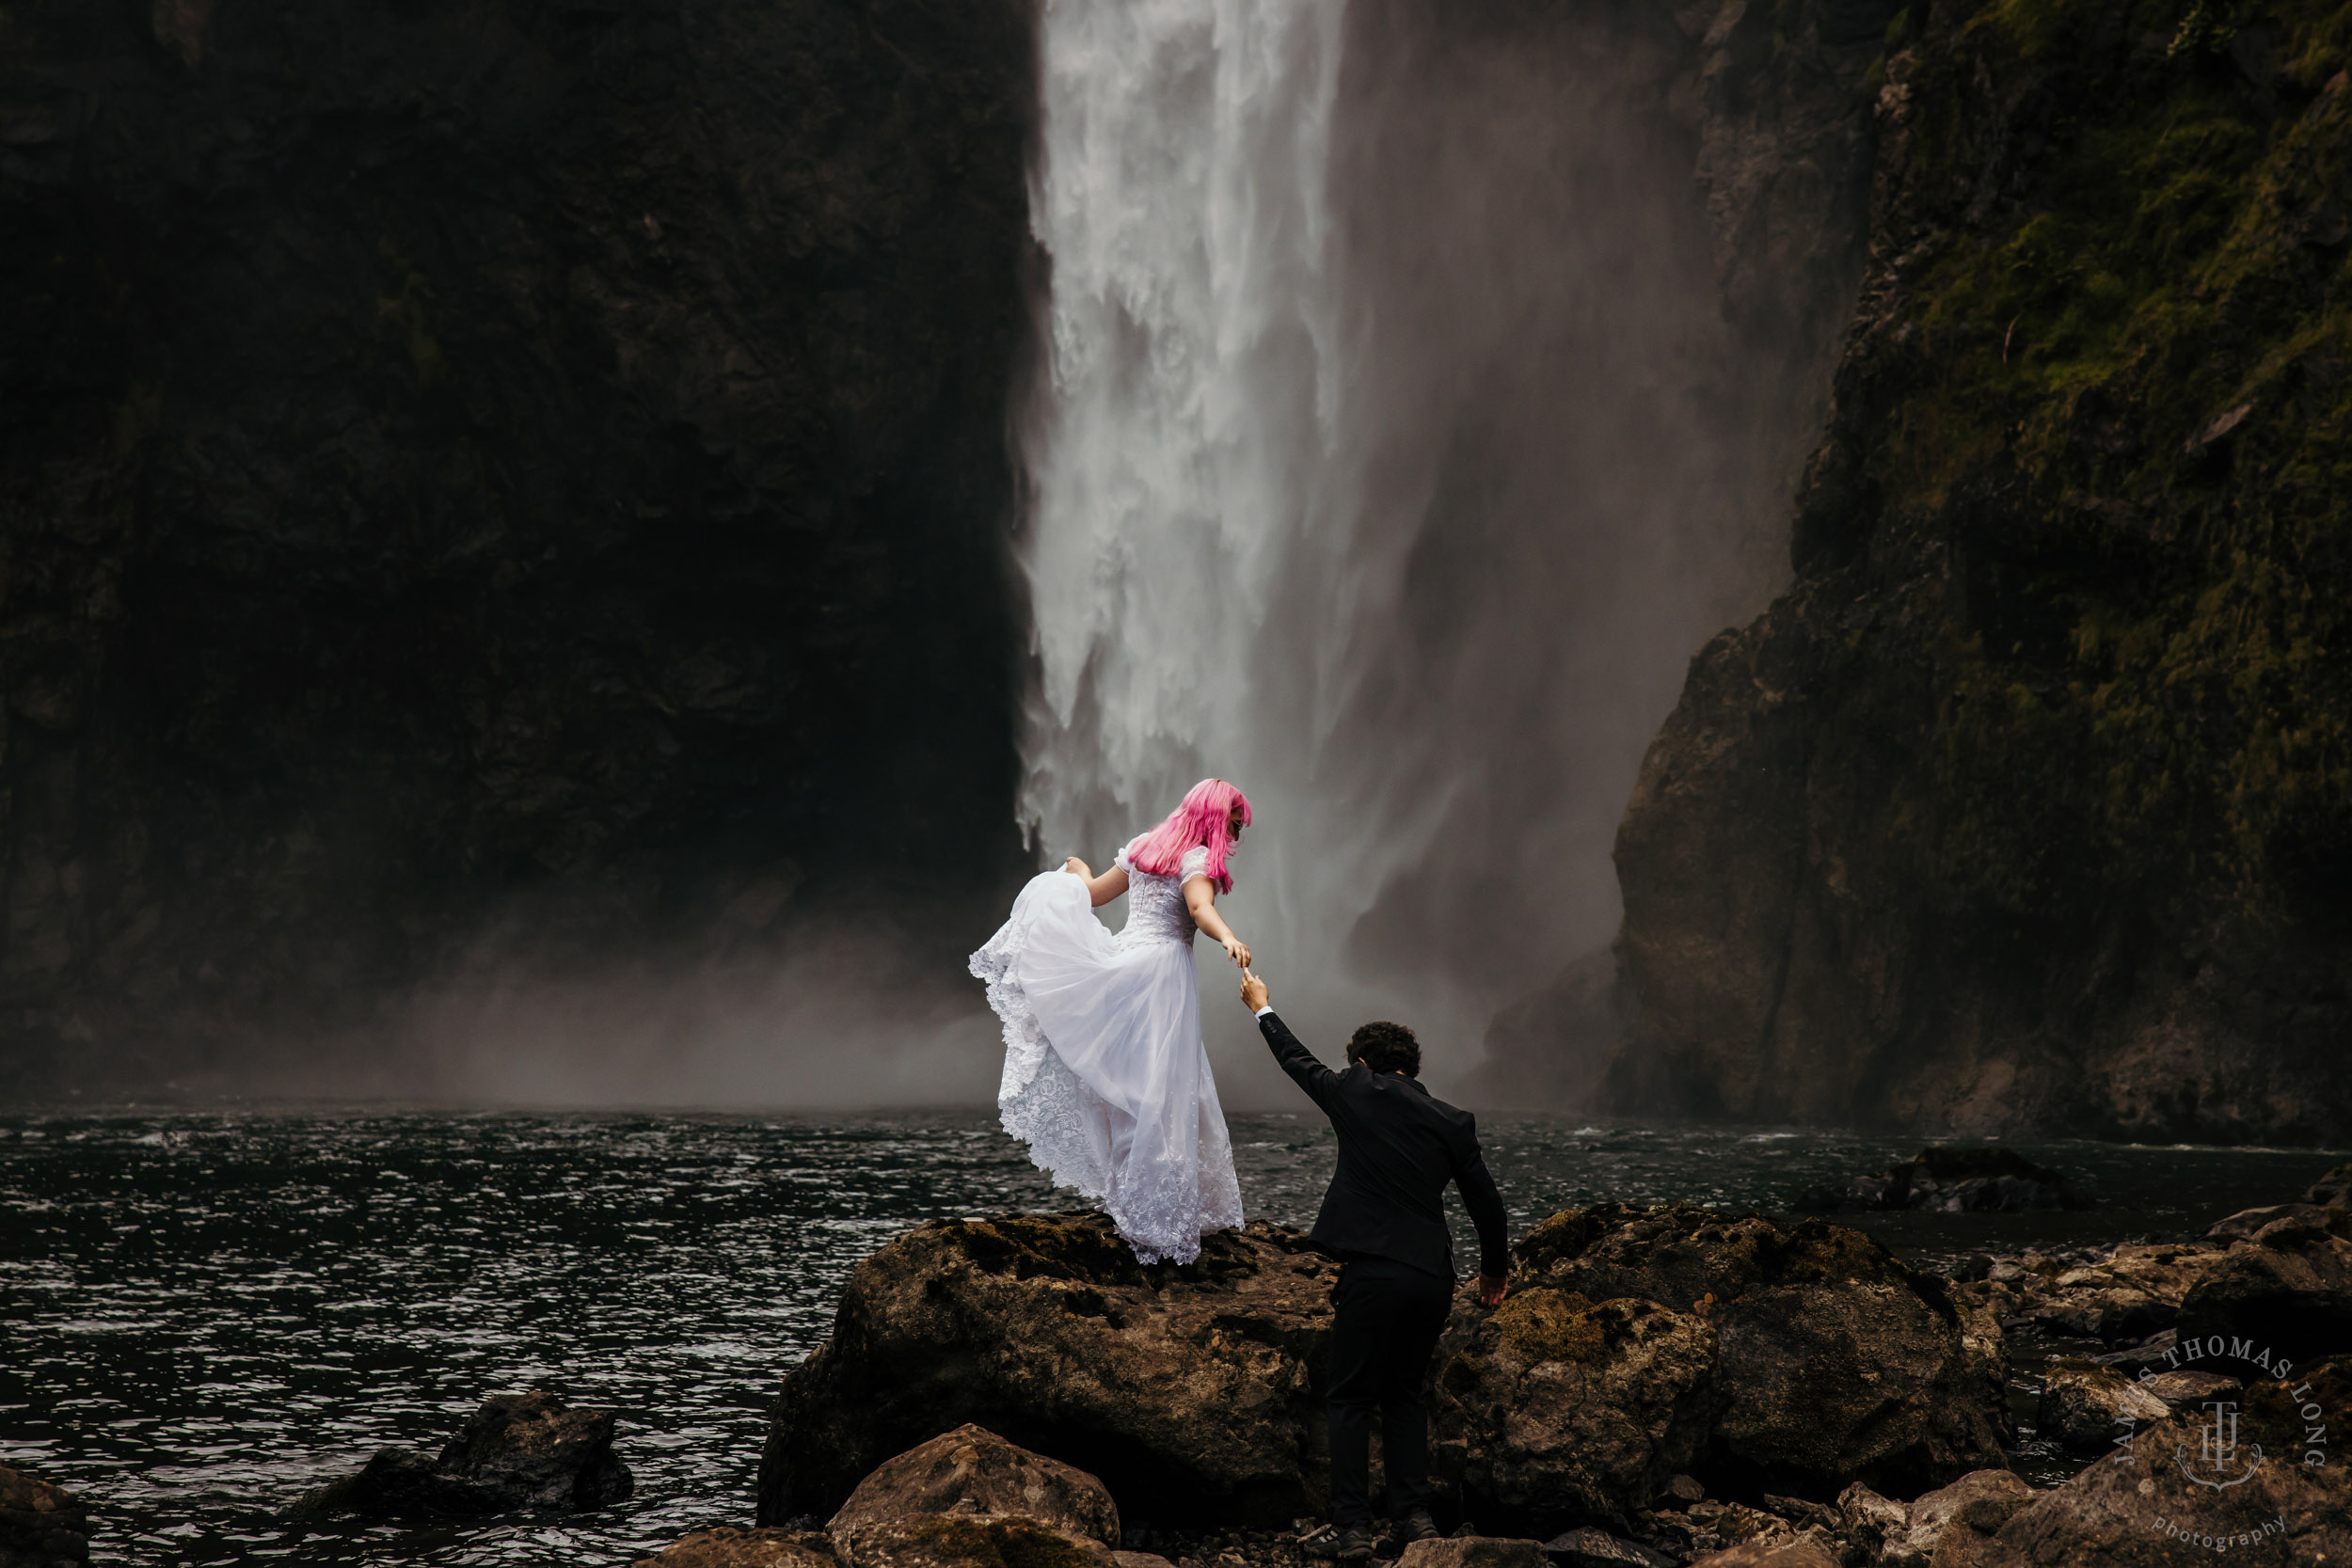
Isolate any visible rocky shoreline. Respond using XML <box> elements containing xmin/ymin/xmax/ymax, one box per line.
<box><xmin>722</xmin><ymin>1157</ymin><xmax>2352</xmax><ymax>1568</ymax></box>
<box><xmin>7</xmin><ymin>1161</ymin><xmax>2345</xmax><ymax>1567</ymax></box>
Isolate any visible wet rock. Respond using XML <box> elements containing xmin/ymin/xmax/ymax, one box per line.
<box><xmin>1796</xmin><ymin>1149</ymin><xmax>2090</xmax><ymax>1216</ymax></box>
<box><xmin>1880</xmin><ymin>1470</ymin><xmax>2034</xmax><ymax>1568</ymax></box>
<box><xmin>2139</xmin><ymin>1368</ymin><xmax>2243</xmax><ymax>1409</ymax></box>
<box><xmin>1683</xmin><ymin>1538</ymin><xmax>1837</xmax><ymax>1568</ymax></box>
<box><xmin>2204</xmin><ymin>1203</ymin><xmax>2345</xmax><ymax>1242</ymax></box>
<box><xmin>828</xmin><ymin>1426</ymin><xmax>1119</xmax><ymax>1547</ymax></box>
<box><xmin>768</xmin><ymin>1207</ymin><xmax>2010</xmax><ymax>1538</ymax></box>
<box><xmin>834</xmin><ymin>1516</ymin><xmax>1109</xmax><ymax>1568</ymax></box>
<box><xmin>0</xmin><ymin>1465</ymin><xmax>89</xmax><ymax>1567</ymax></box>
<box><xmin>1980</xmin><ymin>1359</ymin><xmax>2352</xmax><ymax>1566</ymax></box>
<box><xmin>2033</xmin><ymin>1360</ymin><xmax>2170</xmax><ymax>1451</ymax></box>
<box><xmin>1542</xmin><ymin>1526</ymin><xmax>1674</xmax><ymax>1567</ymax></box>
<box><xmin>758</xmin><ymin>1214</ymin><xmax>1339</xmax><ymax>1528</ymax></box>
<box><xmin>1755</xmin><ymin>1496</ymin><xmax>1836</xmax><ymax>1534</ymax></box>
<box><xmin>1833</xmin><ymin>1481</ymin><xmax>1906</xmax><ymax>1560</ymax></box>
<box><xmin>2175</xmin><ymin>1227</ymin><xmax>2352</xmax><ymax>1366</ymax></box>
<box><xmin>300</xmin><ymin>1391</ymin><xmax>633</xmax><ymax>1519</ymax></box>
<box><xmin>633</xmin><ymin>1528</ymin><xmax>840</xmax><ymax>1568</ymax></box>
<box><xmin>2065</xmin><ymin>1243</ymin><xmax>2233</xmax><ymax>1304</ymax></box>
<box><xmin>2308</xmin><ymin>1164</ymin><xmax>2352</xmax><ymax>1207</ymax></box>
<box><xmin>1490</xmin><ymin>1205</ymin><xmax>2010</xmax><ymax>1502</ymax></box>
<box><xmin>1433</xmin><ymin>1290</ymin><xmax>1715</xmax><ymax>1530</ymax></box>
<box><xmin>1397</xmin><ymin>1539</ymin><xmax>1549</xmax><ymax>1568</ymax></box>
<box><xmin>2089</xmin><ymin>1327</ymin><xmax>2179</xmax><ymax>1374</ymax></box>
<box><xmin>2023</xmin><ymin>1285</ymin><xmax>2171</xmax><ymax>1343</ymax></box>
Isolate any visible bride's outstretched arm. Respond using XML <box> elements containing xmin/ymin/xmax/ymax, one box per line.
<box><xmin>1063</xmin><ymin>857</ymin><xmax>1130</xmax><ymax>908</ymax></box>
<box><xmin>1184</xmin><ymin>879</ymin><xmax>1251</xmax><ymax>969</ymax></box>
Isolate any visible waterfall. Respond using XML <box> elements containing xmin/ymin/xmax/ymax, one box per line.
<box><xmin>1019</xmin><ymin>0</ymin><xmax>1797</xmax><ymax>1096</ymax></box>
<box><xmin>1020</xmin><ymin>0</ymin><xmax>1344</xmax><ymax>852</ymax></box>
<box><xmin>1019</xmin><ymin>0</ymin><xmax>1373</xmax><ymax>1057</ymax></box>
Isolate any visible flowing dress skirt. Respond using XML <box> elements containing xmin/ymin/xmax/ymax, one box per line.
<box><xmin>970</xmin><ymin>869</ymin><xmax>1244</xmax><ymax>1263</ymax></box>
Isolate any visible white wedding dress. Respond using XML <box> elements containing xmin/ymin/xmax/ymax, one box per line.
<box><xmin>969</xmin><ymin>839</ymin><xmax>1246</xmax><ymax>1263</ymax></box>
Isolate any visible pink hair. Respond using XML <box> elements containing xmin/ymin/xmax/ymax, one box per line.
<box><xmin>1125</xmin><ymin>778</ymin><xmax>1251</xmax><ymax>895</ymax></box>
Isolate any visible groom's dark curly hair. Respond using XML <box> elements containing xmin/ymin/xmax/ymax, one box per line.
<box><xmin>1346</xmin><ymin>1021</ymin><xmax>1421</xmax><ymax>1077</ymax></box>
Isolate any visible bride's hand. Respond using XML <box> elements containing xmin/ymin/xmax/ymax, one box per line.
<box><xmin>1222</xmin><ymin>935</ymin><xmax>1251</xmax><ymax>969</ymax></box>
<box><xmin>1064</xmin><ymin>856</ymin><xmax>1092</xmax><ymax>878</ymax></box>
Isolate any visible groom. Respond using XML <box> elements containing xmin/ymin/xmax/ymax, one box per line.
<box><xmin>1237</xmin><ymin>970</ymin><xmax>1509</xmax><ymax>1560</ymax></box>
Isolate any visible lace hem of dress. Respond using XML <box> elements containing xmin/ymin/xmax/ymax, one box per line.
<box><xmin>978</xmin><ymin>1006</ymin><xmax>1239</xmax><ymax>1265</ymax></box>
<box><xmin>969</xmin><ymin>915</ymin><xmax>1051</xmax><ymax>1103</ymax></box>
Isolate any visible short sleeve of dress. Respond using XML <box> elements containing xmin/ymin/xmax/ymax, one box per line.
<box><xmin>1179</xmin><ymin>845</ymin><xmax>1212</xmax><ymax>885</ymax></box>
<box><xmin>1114</xmin><ymin>836</ymin><xmax>1141</xmax><ymax>873</ymax></box>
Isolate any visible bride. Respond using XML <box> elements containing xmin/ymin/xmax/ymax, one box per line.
<box><xmin>970</xmin><ymin>779</ymin><xmax>1254</xmax><ymax>1263</ymax></box>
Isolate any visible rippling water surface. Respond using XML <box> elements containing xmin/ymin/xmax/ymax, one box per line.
<box><xmin>2</xmin><ymin>1108</ymin><xmax>2340</xmax><ymax>1564</ymax></box>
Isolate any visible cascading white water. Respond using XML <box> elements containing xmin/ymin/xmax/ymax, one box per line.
<box><xmin>1019</xmin><ymin>0</ymin><xmax>1376</xmax><ymax>1070</ymax></box>
<box><xmin>1020</xmin><ymin>0</ymin><xmax>1801</xmax><ymax>1099</ymax></box>
<box><xmin>1021</xmin><ymin>0</ymin><xmax>1344</xmax><ymax>850</ymax></box>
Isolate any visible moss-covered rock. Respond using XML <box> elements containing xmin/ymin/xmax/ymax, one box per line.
<box><xmin>1613</xmin><ymin>0</ymin><xmax>2352</xmax><ymax>1141</ymax></box>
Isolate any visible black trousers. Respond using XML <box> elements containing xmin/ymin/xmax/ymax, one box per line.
<box><xmin>1327</xmin><ymin>1252</ymin><xmax>1453</xmax><ymax>1527</ymax></box>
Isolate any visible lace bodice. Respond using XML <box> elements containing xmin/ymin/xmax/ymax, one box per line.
<box><xmin>1114</xmin><ymin>841</ymin><xmax>1211</xmax><ymax>946</ymax></box>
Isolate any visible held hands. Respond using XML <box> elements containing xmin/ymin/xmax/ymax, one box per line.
<box><xmin>1239</xmin><ymin>970</ymin><xmax>1269</xmax><ymax>1013</ymax></box>
<box><xmin>1221</xmin><ymin>934</ymin><xmax>1252</xmax><ymax>969</ymax></box>
<box><xmin>1478</xmin><ymin>1274</ymin><xmax>1509</xmax><ymax>1309</ymax></box>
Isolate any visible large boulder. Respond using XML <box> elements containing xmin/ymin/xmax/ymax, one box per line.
<box><xmin>833</xmin><ymin>1518</ymin><xmax>1108</xmax><ymax>1568</ymax></box>
<box><xmin>634</xmin><ymin>1529</ymin><xmax>840</xmax><ymax>1568</ymax></box>
<box><xmin>2031</xmin><ymin>1362</ymin><xmax>2170</xmax><ymax>1452</ymax></box>
<box><xmin>758</xmin><ymin>1214</ymin><xmax>1339</xmax><ymax>1528</ymax></box>
<box><xmin>1881</xmin><ymin>1470</ymin><xmax>2036</xmax><ymax>1568</ymax></box>
<box><xmin>0</xmin><ymin>1465</ymin><xmax>89</xmax><ymax>1567</ymax></box>
<box><xmin>2202</xmin><ymin>1204</ymin><xmax>2346</xmax><ymax>1243</ymax></box>
<box><xmin>1433</xmin><ymin>1291</ymin><xmax>1715</xmax><ymax>1529</ymax></box>
<box><xmin>830</xmin><ymin>1427</ymin><xmax>1120</xmax><ymax>1546</ymax></box>
<box><xmin>1980</xmin><ymin>1358</ymin><xmax>2352</xmax><ymax>1566</ymax></box>
<box><xmin>1493</xmin><ymin>1206</ymin><xmax>2010</xmax><ymax>1502</ymax></box>
<box><xmin>1684</xmin><ymin>1540</ymin><xmax>1837</xmax><ymax>1568</ymax></box>
<box><xmin>2306</xmin><ymin>1164</ymin><xmax>2352</xmax><ymax>1208</ymax></box>
<box><xmin>837</xmin><ymin>1523</ymin><xmax>1110</xmax><ymax>1568</ymax></box>
<box><xmin>1396</xmin><ymin>1540</ymin><xmax>1548</xmax><ymax>1568</ymax></box>
<box><xmin>2175</xmin><ymin>1225</ymin><xmax>2352</xmax><ymax>1368</ymax></box>
<box><xmin>300</xmin><ymin>1391</ymin><xmax>633</xmax><ymax>1519</ymax></box>
<box><xmin>761</xmin><ymin>1208</ymin><xmax>2010</xmax><ymax>1535</ymax></box>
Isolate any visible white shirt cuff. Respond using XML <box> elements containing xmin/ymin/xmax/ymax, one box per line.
<box><xmin>1253</xmin><ymin>1006</ymin><xmax>1274</xmax><ymax>1018</ymax></box>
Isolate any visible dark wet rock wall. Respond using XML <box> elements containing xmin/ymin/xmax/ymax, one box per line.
<box><xmin>1608</xmin><ymin>0</ymin><xmax>2352</xmax><ymax>1141</ymax></box>
<box><xmin>0</xmin><ymin>0</ymin><xmax>1037</xmax><ymax>1086</ymax></box>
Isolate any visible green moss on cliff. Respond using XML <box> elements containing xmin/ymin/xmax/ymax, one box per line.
<box><xmin>1871</xmin><ymin>1</ymin><xmax>2352</xmax><ymax>921</ymax></box>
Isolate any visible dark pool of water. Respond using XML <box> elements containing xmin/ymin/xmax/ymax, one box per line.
<box><xmin>2</xmin><ymin>1108</ymin><xmax>2340</xmax><ymax>1564</ymax></box>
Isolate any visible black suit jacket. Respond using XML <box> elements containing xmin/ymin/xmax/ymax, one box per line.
<box><xmin>1258</xmin><ymin>1009</ymin><xmax>1509</xmax><ymax>1281</ymax></box>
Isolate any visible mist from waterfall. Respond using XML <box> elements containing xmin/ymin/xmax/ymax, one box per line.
<box><xmin>1018</xmin><ymin>0</ymin><xmax>1802</xmax><ymax>1103</ymax></box>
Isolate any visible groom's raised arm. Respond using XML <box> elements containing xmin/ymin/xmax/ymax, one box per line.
<box><xmin>1239</xmin><ymin>974</ymin><xmax>1340</xmax><ymax>1109</ymax></box>
<box><xmin>1259</xmin><ymin>1011</ymin><xmax>1342</xmax><ymax>1109</ymax></box>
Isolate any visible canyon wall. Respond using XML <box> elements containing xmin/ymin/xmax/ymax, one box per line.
<box><xmin>0</xmin><ymin>0</ymin><xmax>1036</xmax><ymax>1091</ymax></box>
<box><xmin>1608</xmin><ymin>0</ymin><xmax>2352</xmax><ymax>1141</ymax></box>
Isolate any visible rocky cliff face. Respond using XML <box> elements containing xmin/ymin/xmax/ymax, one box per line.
<box><xmin>0</xmin><ymin>0</ymin><xmax>1036</xmax><ymax>1088</ymax></box>
<box><xmin>1611</xmin><ymin>0</ymin><xmax>2352</xmax><ymax>1140</ymax></box>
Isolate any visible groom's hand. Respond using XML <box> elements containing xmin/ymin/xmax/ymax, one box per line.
<box><xmin>1240</xmin><ymin>972</ymin><xmax>1270</xmax><ymax>1013</ymax></box>
<box><xmin>1477</xmin><ymin>1273</ymin><xmax>1509</xmax><ymax>1308</ymax></box>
